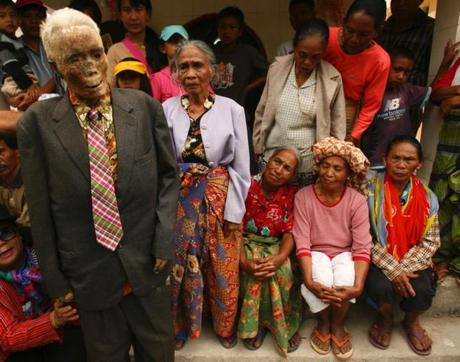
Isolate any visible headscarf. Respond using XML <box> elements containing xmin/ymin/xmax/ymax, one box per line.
<box><xmin>368</xmin><ymin>172</ymin><xmax>439</xmax><ymax>261</ymax></box>
<box><xmin>312</xmin><ymin>137</ymin><xmax>369</xmax><ymax>192</ymax></box>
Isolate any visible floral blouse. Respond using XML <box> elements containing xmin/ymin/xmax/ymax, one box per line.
<box><xmin>181</xmin><ymin>94</ymin><xmax>215</xmax><ymax>165</ymax></box>
<box><xmin>243</xmin><ymin>174</ymin><xmax>297</xmax><ymax>237</ymax></box>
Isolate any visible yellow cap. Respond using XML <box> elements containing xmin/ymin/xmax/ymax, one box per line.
<box><xmin>113</xmin><ymin>61</ymin><xmax>148</xmax><ymax>76</ymax></box>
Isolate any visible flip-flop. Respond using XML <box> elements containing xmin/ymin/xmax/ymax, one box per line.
<box><xmin>287</xmin><ymin>332</ymin><xmax>301</xmax><ymax>353</ymax></box>
<box><xmin>217</xmin><ymin>333</ymin><xmax>238</xmax><ymax>349</ymax></box>
<box><xmin>403</xmin><ymin>324</ymin><xmax>432</xmax><ymax>356</ymax></box>
<box><xmin>331</xmin><ymin>332</ymin><xmax>353</xmax><ymax>361</ymax></box>
<box><xmin>368</xmin><ymin>321</ymin><xmax>392</xmax><ymax>350</ymax></box>
<box><xmin>435</xmin><ymin>266</ymin><xmax>449</xmax><ymax>283</ymax></box>
<box><xmin>243</xmin><ymin>329</ymin><xmax>267</xmax><ymax>351</ymax></box>
<box><xmin>310</xmin><ymin>327</ymin><xmax>331</xmax><ymax>355</ymax></box>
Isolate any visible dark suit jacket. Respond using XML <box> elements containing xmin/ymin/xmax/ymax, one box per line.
<box><xmin>17</xmin><ymin>88</ymin><xmax>179</xmax><ymax>311</ymax></box>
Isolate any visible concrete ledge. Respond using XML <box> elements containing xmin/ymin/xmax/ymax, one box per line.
<box><xmin>176</xmin><ymin>313</ymin><xmax>460</xmax><ymax>362</ymax></box>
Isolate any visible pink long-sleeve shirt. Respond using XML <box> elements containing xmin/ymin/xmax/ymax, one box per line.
<box><xmin>324</xmin><ymin>27</ymin><xmax>390</xmax><ymax>140</ymax></box>
<box><xmin>293</xmin><ymin>185</ymin><xmax>372</xmax><ymax>262</ymax></box>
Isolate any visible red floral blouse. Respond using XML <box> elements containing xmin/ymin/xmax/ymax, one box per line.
<box><xmin>243</xmin><ymin>175</ymin><xmax>297</xmax><ymax>237</ymax></box>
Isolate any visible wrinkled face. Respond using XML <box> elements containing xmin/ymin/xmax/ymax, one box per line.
<box><xmin>317</xmin><ymin>156</ymin><xmax>350</xmax><ymax>189</ymax></box>
<box><xmin>56</xmin><ymin>30</ymin><xmax>108</xmax><ymax>103</ymax></box>
<box><xmin>19</xmin><ymin>7</ymin><xmax>46</xmax><ymax>38</ymax></box>
<box><xmin>384</xmin><ymin>142</ymin><xmax>421</xmax><ymax>184</ymax></box>
<box><xmin>0</xmin><ymin>140</ymin><xmax>19</xmax><ymax>183</ymax></box>
<box><xmin>391</xmin><ymin>0</ymin><xmax>423</xmax><ymax>20</ymax></box>
<box><xmin>294</xmin><ymin>35</ymin><xmax>325</xmax><ymax>76</ymax></box>
<box><xmin>217</xmin><ymin>16</ymin><xmax>243</xmax><ymax>46</ymax></box>
<box><xmin>342</xmin><ymin>10</ymin><xmax>378</xmax><ymax>54</ymax></box>
<box><xmin>177</xmin><ymin>46</ymin><xmax>213</xmax><ymax>96</ymax></box>
<box><xmin>119</xmin><ymin>0</ymin><xmax>149</xmax><ymax>35</ymax></box>
<box><xmin>116</xmin><ymin>70</ymin><xmax>141</xmax><ymax>90</ymax></box>
<box><xmin>263</xmin><ymin>150</ymin><xmax>298</xmax><ymax>188</ymax></box>
<box><xmin>0</xmin><ymin>5</ymin><xmax>18</xmax><ymax>37</ymax></box>
<box><xmin>0</xmin><ymin>227</ymin><xmax>22</xmax><ymax>272</ymax></box>
<box><xmin>290</xmin><ymin>3</ymin><xmax>314</xmax><ymax>31</ymax></box>
<box><xmin>388</xmin><ymin>56</ymin><xmax>414</xmax><ymax>88</ymax></box>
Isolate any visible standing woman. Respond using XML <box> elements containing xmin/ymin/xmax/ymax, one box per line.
<box><xmin>162</xmin><ymin>40</ymin><xmax>251</xmax><ymax>350</ymax></box>
<box><xmin>323</xmin><ymin>0</ymin><xmax>390</xmax><ymax>144</ymax></box>
<box><xmin>106</xmin><ymin>0</ymin><xmax>166</xmax><ymax>85</ymax></box>
<box><xmin>253</xmin><ymin>18</ymin><xmax>345</xmax><ymax>187</ymax></box>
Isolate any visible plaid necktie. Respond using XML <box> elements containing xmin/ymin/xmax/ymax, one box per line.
<box><xmin>86</xmin><ymin>108</ymin><xmax>123</xmax><ymax>251</ymax></box>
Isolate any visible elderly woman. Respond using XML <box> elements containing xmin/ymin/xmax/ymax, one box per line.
<box><xmin>106</xmin><ymin>0</ymin><xmax>166</xmax><ymax>85</ymax></box>
<box><xmin>293</xmin><ymin>137</ymin><xmax>371</xmax><ymax>360</ymax></box>
<box><xmin>253</xmin><ymin>18</ymin><xmax>345</xmax><ymax>187</ymax></box>
<box><xmin>238</xmin><ymin>148</ymin><xmax>302</xmax><ymax>355</ymax></box>
<box><xmin>366</xmin><ymin>136</ymin><xmax>440</xmax><ymax>356</ymax></box>
<box><xmin>162</xmin><ymin>40</ymin><xmax>251</xmax><ymax>350</ymax></box>
<box><xmin>0</xmin><ymin>216</ymin><xmax>85</xmax><ymax>361</ymax></box>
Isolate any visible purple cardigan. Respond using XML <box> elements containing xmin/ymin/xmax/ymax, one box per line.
<box><xmin>162</xmin><ymin>95</ymin><xmax>251</xmax><ymax>223</ymax></box>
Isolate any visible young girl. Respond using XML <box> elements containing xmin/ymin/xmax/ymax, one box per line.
<box><xmin>151</xmin><ymin>25</ymin><xmax>189</xmax><ymax>103</ymax></box>
<box><xmin>323</xmin><ymin>0</ymin><xmax>390</xmax><ymax>144</ymax></box>
<box><xmin>113</xmin><ymin>57</ymin><xmax>153</xmax><ymax>96</ymax></box>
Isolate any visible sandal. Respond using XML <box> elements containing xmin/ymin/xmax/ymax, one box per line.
<box><xmin>287</xmin><ymin>332</ymin><xmax>301</xmax><ymax>353</ymax></box>
<box><xmin>368</xmin><ymin>320</ymin><xmax>392</xmax><ymax>350</ymax></box>
<box><xmin>403</xmin><ymin>323</ymin><xmax>432</xmax><ymax>356</ymax></box>
<box><xmin>174</xmin><ymin>339</ymin><xmax>186</xmax><ymax>351</ymax></box>
<box><xmin>243</xmin><ymin>329</ymin><xmax>267</xmax><ymax>351</ymax></box>
<box><xmin>331</xmin><ymin>333</ymin><xmax>353</xmax><ymax>361</ymax></box>
<box><xmin>310</xmin><ymin>327</ymin><xmax>331</xmax><ymax>355</ymax></box>
<box><xmin>217</xmin><ymin>333</ymin><xmax>238</xmax><ymax>349</ymax></box>
<box><xmin>435</xmin><ymin>263</ymin><xmax>449</xmax><ymax>283</ymax></box>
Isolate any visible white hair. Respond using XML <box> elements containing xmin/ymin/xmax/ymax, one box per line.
<box><xmin>41</xmin><ymin>8</ymin><xmax>101</xmax><ymax>63</ymax></box>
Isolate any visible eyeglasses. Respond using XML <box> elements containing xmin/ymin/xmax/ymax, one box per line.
<box><xmin>0</xmin><ymin>227</ymin><xmax>16</xmax><ymax>241</ymax></box>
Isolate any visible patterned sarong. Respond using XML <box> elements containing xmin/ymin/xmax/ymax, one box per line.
<box><xmin>172</xmin><ymin>163</ymin><xmax>240</xmax><ymax>340</ymax></box>
<box><xmin>430</xmin><ymin>108</ymin><xmax>460</xmax><ymax>274</ymax></box>
<box><xmin>238</xmin><ymin>234</ymin><xmax>302</xmax><ymax>356</ymax></box>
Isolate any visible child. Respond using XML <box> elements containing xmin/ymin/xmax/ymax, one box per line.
<box><xmin>113</xmin><ymin>57</ymin><xmax>153</xmax><ymax>97</ymax></box>
<box><xmin>212</xmin><ymin>6</ymin><xmax>268</xmax><ymax>105</ymax></box>
<box><xmin>361</xmin><ymin>47</ymin><xmax>431</xmax><ymax>170</ymax></box>
<box><xmin>276</xmin><ymin>0</ymin><xmax>315</xmax><ymax>56</ymax></box>
<box><xmin>0</xmin><ymin>0</ymin><xmax>38</xmax><ymax>101</ymax></box>
<box><xmin>151</xmin><ymin>25</ymin><xmax>189</xmax><ymax>103</ymax></box>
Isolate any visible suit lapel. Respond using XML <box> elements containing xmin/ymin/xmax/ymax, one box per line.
<box><xmin>112</xmin><ymin>89</ymin><xmax>137</xmax><ymax>203</ymax></box>
<box><xmin>52</xmin><ymin>97</ymin><xmax>90</xmax><ymax>180</ymax></box>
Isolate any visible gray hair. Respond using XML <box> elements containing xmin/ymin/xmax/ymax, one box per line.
<box><xmin>171</xmin><ymin>40</ymin><xmax>216</xmax><ymax>76</ymax></box>
<box><xmin>269</xmin><ymin>147</ymin><xmax>301</xmax><ymax>174</ymax></box>
<box><xmin>41</xmin><ymin>8</ymin><xmax>101</xmax><ymax>64</ymax></box>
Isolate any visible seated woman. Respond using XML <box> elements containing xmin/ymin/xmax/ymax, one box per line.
<box><xmin>0</xmin><ymin>215</ymin><xmax>85</xmax><ymax>362</ymax></box>
<box><xmin>293</xmin><ymin>137</ymin><xmax>371</xmax><ymax>360</ymax></box>
<box><xmin>162</xmin><ymin>40</ymin><xmax>251</xmax><ymax>350</ymax></box>
<box><xmin>238</xmin><ymin>148</ymin><xmax>302</xmax><ymax>356</ymax></box>
<box><xmin>253</xmin><ymin>18</ymin><xmax>345</xmax><ymax>187</ymax></box>
<box><xmin>366</xmin><ymin>135</ymin><xmax>440</xmax><ymax>356</ymax></box>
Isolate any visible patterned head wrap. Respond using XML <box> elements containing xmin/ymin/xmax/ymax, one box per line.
<box><xmin>312</xmin><ymin>137</ymin><xmax>369</xmax><ymax>192</ymax></box>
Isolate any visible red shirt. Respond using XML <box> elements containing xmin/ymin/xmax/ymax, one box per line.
<box><xmin>0</xmin><ymin>280</ymin><xmax>61</xmax><ymax>361</ymax></box>
<box><xmin>432</xmin><ymin>58</ymin><xmax>460</xmax><ymax>92</ymax></box>
<box><xmin>243</xmin><ymin>175</ymin><xmax>297</xmax><ymax>237</ymax></box>
<box><xmin>324</xmin><ymin>27</ymin><xmax>390</xmax><ymax>139</ymax></box>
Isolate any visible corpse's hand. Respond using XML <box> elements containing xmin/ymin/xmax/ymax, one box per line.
<box><xmin>392</xmin><ymin>271</ymin><xmax>418</xmax><ymax>298</ymax></box>
<box><xmin>154</xmin><ymin>258</ymin><xmax>168</xmax><ymax>273</ymax></box>
<box><xmin>223</xmin><ymin>221</ymin><xmax>241</xmax><ymax>238</ymax></box>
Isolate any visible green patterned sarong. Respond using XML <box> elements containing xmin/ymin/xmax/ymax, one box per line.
<box><xmin>430</xmin><ymin>108</ymin><xmax>460</xmax><ymax>274</ymax></box>
<box><xmin>237</xmin><ymin>234</ymin><xmax>302</xmax><ymax>356</ymax></box>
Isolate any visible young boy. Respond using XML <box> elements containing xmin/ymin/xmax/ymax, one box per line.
<box><xmin>361</xmin><ymin>47</ymin><xmax>431</xmax><ymax>169</ymax></box>
<box><xmin>212</xmin><ymin>6</ymin><xmax>268</xmax><ymax>106</ymax></box>
<box><xmin>276</xmin><ymin>0</ymin><xmax>315</xmax><ymax>56</ymax></box>
<box><xmin>151</xmin><ymin>25</ymin><xmax>189</xmax><ymax>103</ymax></box>
<box><xmin>0</xmin><ymin>0</ymin><xmax>38</xmax><ymax>102</ymax></box>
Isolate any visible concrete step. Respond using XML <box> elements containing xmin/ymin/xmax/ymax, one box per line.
<box><xmin>176</xmin><ymin>312</ymin><xmax>460</xmax><ymax>361</ymax></box>
<box><xmin>426</xmin><ymin>275</ymin><xmax>460</xmax><ymax>317</ymax></box>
